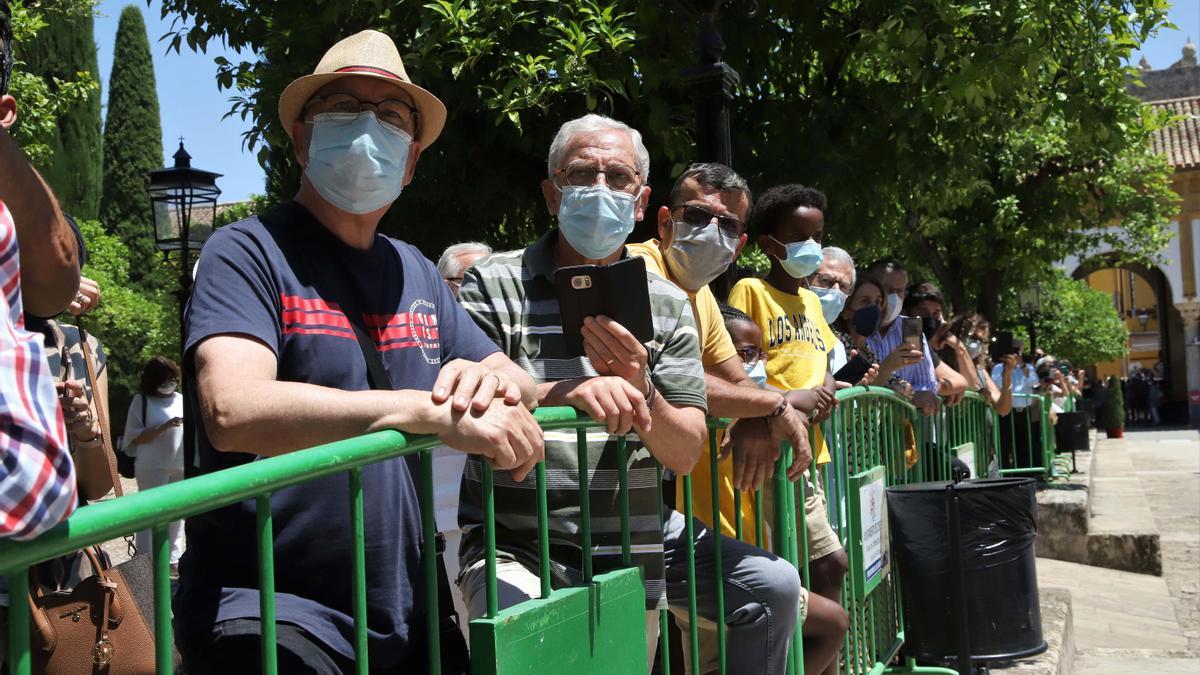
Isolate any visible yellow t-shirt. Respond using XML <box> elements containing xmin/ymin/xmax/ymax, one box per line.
<box><xmin>627</xmin><ymin>240</ymin><xmax>754</xmax><ymax>539</ymax></box>
<box><xmin>627</xmin><ymin>240</ymin><xmax>737</xmax><ymax>367</ymax></box>
<box><xmin>728</xmin><ymin>277</ymin><xmax>835</xmax><ymax>466</ymax></box>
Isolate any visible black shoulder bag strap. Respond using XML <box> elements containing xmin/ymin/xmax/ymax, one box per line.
<box><xmin>336</xmin><ymin>290</ymin><xmax>471</xmax><ymax>673</ymax></box>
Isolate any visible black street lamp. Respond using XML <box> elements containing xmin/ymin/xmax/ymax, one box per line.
<box><xmin>1017</xmin><ymin>284</ymin><xmax>1043</xmax><ymax>354</ymax></box>
<box><xmin>680</xmin><ymin>1</ymin><xmax>746</xmax><ymax>299</ymax></box>
<box><xmin>146</xmin><ymin>139</ymin><xmax>222</xmax><ymax>471</ymax></box>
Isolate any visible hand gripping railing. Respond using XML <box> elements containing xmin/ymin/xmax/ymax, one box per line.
<box><xmin>1</xmin><ymin>389</ymin><xmax>1002</xmax><ymax>675</ymax></box>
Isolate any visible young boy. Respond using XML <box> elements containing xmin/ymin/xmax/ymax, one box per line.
<box><xmin>722</xmin><ymin>304</ymin><xmax>849</xmax><ymax>675</ymax></box>
<box><xmin>727</xmin><ymin>184</ymin><xmax>849</xmax><ymax>675</ymax></box>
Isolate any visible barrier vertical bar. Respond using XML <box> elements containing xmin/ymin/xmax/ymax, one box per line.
<box><xmin>754</xmin><ymin>489</ymin><xmax>765</xmax><ymax>549</ymax></box>
<box><xmin>683</xmin><ymin>474</ymin><xmax>699</xmax><ymax>674</ymax></box>
<box><xmin>733</xmin><ymin>487</ymin><xmax>744</xmax><ymax>543</ymax></box>
<box><xmin>7</xmin><ymin>573</ymin><xmax>30</xmax><ymax>675</ymax></box>
<box><xmin>254</xmin><ymin>498</ymin><xmax>277</xmax><ymax>675</ymax></box>
<box><xmin>577</xmin><ymin>428</ymin><xmax>593</xmax><ymax>583</ymax></box>
<box><xmin>419</xmin><ymin>453</ymin><xmax>438</xmax><ymax>674</ymax></box>
<box><xmin>709</xmin><ymin>430</ymin><xmax>726</xmax><ymax>673</ymax></box>
<box><xmin>617</xmin><ymin>436</ymin><xmax>632</xmax><ymax>566</ymax></box>
<box><xmin>656</xmin><ymin>463</ymin><xmax>671</xmax><ymax>675</ymax></box>
<box><xmin>483</xmin><ymin>461</ymin><xmax>498</xmax><ymax>618</ymax></box>
<box><xmin>536</xmin><ymin>462</ymin><xmax>552</xmax><ymax>598</ymax></box>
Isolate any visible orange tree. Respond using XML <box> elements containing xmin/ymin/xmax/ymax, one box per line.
<box><xmin>156</xmin><ymin>0</ymin><xmax>1177</xmax><ymax>321</ymax></box>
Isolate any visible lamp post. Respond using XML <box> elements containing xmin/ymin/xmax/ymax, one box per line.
<box><xmin>1017</xmin><ymin>284</ymin><xmax>1043</xmax><ymax>354</ymax></box>
<box><xmin>146</xmin><ymin>140</ymin><xmax>222</xmax><ymax>472</ymax></box>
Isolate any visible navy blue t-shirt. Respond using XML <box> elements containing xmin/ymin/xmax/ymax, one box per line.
<box><xmin>174</xmin><ymin>202</ymin><xmax>498</xmax><ymax>668</ymax></box>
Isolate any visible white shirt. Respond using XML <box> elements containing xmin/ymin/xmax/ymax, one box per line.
<box><xmin>123</xmin><ymin>392</ymin><xmax>185</xmax><ymax>471</ymax></box>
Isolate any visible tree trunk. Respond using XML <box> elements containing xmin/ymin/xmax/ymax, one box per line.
<box><xmin>907</xmin><ymin>210</ymin><xmax>968</xmax><ymax>311</ymax></box>
<box><xmin>976</xmin><ymin>269</ymin><xmax>1001</xmax><ymax>325</ymax></box>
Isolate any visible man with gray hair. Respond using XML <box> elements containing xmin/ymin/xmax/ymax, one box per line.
<box><xmin>457</xmin><ymin>116</ymin><xmax>802</xmax><ymax>672</ymax></box>
<box><xmin>437</xmin><ymin>241</ymin><xmax>491</xmax><ymax>297</ymax></box>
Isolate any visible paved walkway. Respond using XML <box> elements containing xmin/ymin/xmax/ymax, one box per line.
<box><xmin>1043</xmin><ymin>428</ymin><xmax>1200</xmax><ymax>673</ymax></box>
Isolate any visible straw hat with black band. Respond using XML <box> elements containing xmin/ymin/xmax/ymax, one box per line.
<box><xmin>278</xmin><ymin>29</ymin><xmax>447</xmax><ymax>149</ymax></box>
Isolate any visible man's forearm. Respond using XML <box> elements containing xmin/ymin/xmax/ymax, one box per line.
<box><xmin>201</xmin><ymin>378</ymin><xmax>451</xmax><ymax>457</ymax></box>
<box><xmin>705</xmin><ymin>373</ymin><xmax>784</xmax><ymax>419</ymax></box>
<box><xmin>0</xmin><ymin>128</ymin><xmax>79</xmax><ymax>317</ymax></box>
<box><xmin>639</xmin><ymin>395</ymin><xmax>705</xmax><ymax>475</ymax></box>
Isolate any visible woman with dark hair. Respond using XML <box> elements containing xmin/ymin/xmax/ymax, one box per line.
<box><xmin>831</xmin><ymin>275</ymin><xmax>917</xmax><ymax>396</ymax></box>
<box><xmin>123</xmin><ymin>355</ymin><xmax>185</xmax><ymax>569</ymax></box>
<box><xmin>947</xmin><ymin>313</ymin><xmax>1015</xmax><ymax>416</ymax></box>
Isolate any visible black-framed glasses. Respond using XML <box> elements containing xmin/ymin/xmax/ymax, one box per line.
<box><xmin>304</xmin><ymin>92</ymin><xmax>420</xmax><ymax>135</ymax></box>
<box><xmin>670</xmin><ymin>204</ymin><xmax>746</xmax><ymax>238</ymax></box>
<box><xmin>554</xmin><ymin>161</ymin><xmax>642</xmax><ymax>193</ymax></box>
<box><xmin>810</xmin><ymin>272</ymin><xmax>851</xmax><ymax>295</ymax></box>
<box><xmin>736</xmin><ymin>346</ymin><xmax>765</xmax><ymax>366</ymax></box>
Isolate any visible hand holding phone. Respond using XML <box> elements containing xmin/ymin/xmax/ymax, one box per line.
<box><xmin>833</xmin><ymin>354</ymin><xmax>873</xmax><ymax>385</ymax></box>
<box><xmin>901</xmin><ymin>317</ymin><xmax>923</xmax><ymax>348</ymax></box>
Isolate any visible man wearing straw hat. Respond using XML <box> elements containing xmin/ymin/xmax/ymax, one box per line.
<box><xmin>176</xmin><ymin>30</ymin><xmax>543</xmax><ymax>672</ymax></box>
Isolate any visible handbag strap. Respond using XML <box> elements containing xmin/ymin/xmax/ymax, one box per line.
<box><xmin>333</xmin><ymin>286</ymin><xmax>466</xmax><ymax>644</ymax></box>
<box><xmin>75</xmin><ymin>319</ymin><xmax>123</xmax><ymax>499</ymax></box>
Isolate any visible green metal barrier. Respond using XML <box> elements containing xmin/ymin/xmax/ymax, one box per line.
<box><xmin>2</xmin><ymin>388</ymin><xmax>1004</xmax><ymax>675</ymax></box>
<box><xmin>995</xmin><ymin>393</ymin><xmax>1057</xmax><ymax>481</ymax></box>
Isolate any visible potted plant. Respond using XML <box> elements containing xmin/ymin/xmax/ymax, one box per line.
<box><xmin>1101</xmin><ymin>375</ymin><xmax>1125</xmax><ymax>438</ymax></box>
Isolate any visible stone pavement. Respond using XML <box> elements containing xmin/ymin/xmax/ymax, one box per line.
<box><xmin>1039</xmin><ymin>428</ymin><xmax>1200</xmax><ymax>674</ymax></box>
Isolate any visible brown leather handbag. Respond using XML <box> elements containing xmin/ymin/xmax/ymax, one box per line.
<box><xmin>26</xmin><ymin>322</ymin><xmax>158</xmax><ymax>673</ymax></box>
<box><xmin>29</xmin><ymin>547</ymin><xmax>157</xmax><ymax>674</ymax></box>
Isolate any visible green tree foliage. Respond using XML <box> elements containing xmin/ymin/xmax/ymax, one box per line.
<box><xmin>1101</xmin><ymin>375</ymin><xmax>1125</xmax><ymax>431</ymax></box>
<box><xmin>100</xmin><ymin>5</ymin><xmax>163</xmax><ymax>287</ymax></box>
<box><xmin>212</xmin><ymin>193</ymin><xmax>270</xmax><ymax>228</ymax></box>
<box><xmin>72</xmin><ymin>220</ymin><xmax>176</xmax><ymax>435</ymax></box>
<box><xmin>999</xmin><ymin>271</ymin><xmax>1129</xmax><ymax>368</ymax></box>
<box><xmin>157</xmin><ymin>0</ymin><xmax>1176</xmax><ymax>320</ymax></box>
<box><xmin>7</xmin><ymin>0</ymin><xmax>97</xmax><ymax>164</ymax></box>
<box><xmin>18</xmin><ymin>0</ymin><xmax>103</xmax><ymax>218</ymax></box>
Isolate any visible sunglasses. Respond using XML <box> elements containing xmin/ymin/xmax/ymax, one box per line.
<box><xmin>670</xmin><ymin>204</ymin><xmax>746</xmax><ymax>238</ymax></box>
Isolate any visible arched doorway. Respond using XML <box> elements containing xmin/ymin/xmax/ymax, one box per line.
<box><xmin>1072</xmin><ymin>258</ymin><xmax>1189</xmax><ymax>424</ymax></box>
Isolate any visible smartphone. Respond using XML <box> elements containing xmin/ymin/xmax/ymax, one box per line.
<box><xmin>901</xmin><ymin>317</ymin><xmax>923</xmax><ymax>348</ymax></box>
<box><xmin>1058</xmin><ymin>363</ymin><xmax>1070</xmax><ymax>375</ymax></box>
<box><xmin>989</xmin><ymin>330</ymin><xmax>1015</xmax><ymax>362</ymax></box>
<box><xmin>833</xmin><ymin>354</ymin><xmax>872</xmax><ymax>385</ymax></box>
<box><xmin>556</xmin><ymin>256</ymin><xmax>654</xmax><ymax>357</ymax></box>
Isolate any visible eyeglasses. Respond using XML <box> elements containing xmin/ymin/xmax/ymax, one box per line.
<box><xmin>445</xmin><ymin>276</ymin><xmax>464</xmax><ymax>290</ymax></box>
<box><xmin>554</xmin><ymin>161</ymin><xmax>642</xmax><ymax>193</ymax></box>
<box><xmin>304</xmin><ymin>93</ymin><xmax>420</xmax><ymax>135</ymax></box>
<box><xmin>810</xmin><ymin>272</ymin><xmax>851</xmax><ymax>295</ymax></box>
<box><xmin>670</xmin><ymin>204</ymin><xmax>746</xmax><ymax>238</ymax></box>
<box><xmin>736</xmin><ymin>346</ymin><xmax>765</xmax><ymax>366</ymax></box>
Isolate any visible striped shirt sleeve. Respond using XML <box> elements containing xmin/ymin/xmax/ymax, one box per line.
<box><xmin>0</xmin><ymin>200</ymin><xmax>76</xmax><ymax>540</ymax></box>
<box><xmin>647</xmin><ymin>277</ymin><xmax>707</xmax><ymax>412</ymax></box>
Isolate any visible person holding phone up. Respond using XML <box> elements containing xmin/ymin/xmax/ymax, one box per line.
<box><xmin>123</xmin><ymin>356</ymin><xmax>186</xmax><ymax>569</ymax></box>
<box><xmin>458</xmin><ymin>116</ymin><xmax>805</xmax><ymax>674</ymax></box>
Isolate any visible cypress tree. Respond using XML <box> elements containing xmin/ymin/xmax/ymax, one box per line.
<box><xmin>20</xmin><ymin>9</ymin><xmax>103</xmax><ymax>218</ymax></box>
<box><xmin>101</xmin><ymin>5</ymin><xmax>162</xmax><ymax>283</ymax></box>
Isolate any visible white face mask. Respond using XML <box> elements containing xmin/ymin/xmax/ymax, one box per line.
<box><xmin>742</xmin><ymin>360</ymin><xmax>767</xmax><ymax>387</ymax></box>
<box><xmin>883</xmin><ymin>293</ymin><xmax>903</xmax><ymax>325</ymax></box>
<box><xmin>663</xmin><ymin>220</ymin><xmax>739</xmax><ymax>291</ymax></box>
<box><xmin>157</xmin><ymin>380</ymin><xmax>177</xmax><ymax>396</ymax></box>
<box><xmin>305</xmin><ymin>111</ymin><xmax>412</xmax><ymax>214</ymax></box>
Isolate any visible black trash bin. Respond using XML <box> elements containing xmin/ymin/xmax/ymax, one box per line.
<box><xmin>886</xmin><ymin>478</ymin><xmax>1046</xmax><ymax>671</ymax></box>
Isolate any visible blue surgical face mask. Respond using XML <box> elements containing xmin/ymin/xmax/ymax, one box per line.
<box><xmin>556</xmin><ymin>185</ymin><xmax>637</xmax><ymax>259</ymax></box>
<box><xmin>306</xmin><ymin>112</ymin><xmax>412</xmax><ymax>214</ymax></box>
<box><xmin>812</xmin><ymin>286</ymin><xmax>847</xmax><ymax>325</ymax></box>
<box><xmin>742</xmin><ymin>360</ymin><xmax>767</xmax><ymax>387</ymax></box>
<box><xmin>769</xmin><ymin>236</ymin><xmax>823</xmax><ymax>279</ymax></box>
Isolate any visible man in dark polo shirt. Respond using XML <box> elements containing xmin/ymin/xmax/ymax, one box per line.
<box><xmin>176</xmin><ymin>31</ymin><xmax>543</xmax><ymax>673</ymax></box>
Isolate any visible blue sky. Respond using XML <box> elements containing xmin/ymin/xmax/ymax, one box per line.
<box><xmin>92</xmin><ymin>1</ymin><xmax>1200</xmax><ymax>205</ymax></box>
<box><xmin>1131</xmin><ymin>1</ymin><xmax>1200</xmax><ymax>69</ymax></box>
<box><xmin>94</xmin><ymin>1</ymin><xmax>264</xmax><ymax>203</ymax></box>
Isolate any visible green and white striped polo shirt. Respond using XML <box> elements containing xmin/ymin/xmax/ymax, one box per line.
<box><xmin>456</xmin><ymin>228</ymin><xmax>707</xmax><ymax>609</ymax></box>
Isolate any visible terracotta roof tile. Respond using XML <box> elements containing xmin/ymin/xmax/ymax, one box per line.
<box><xmin>1150</xmin><ymin>97</ymin><xmax>1200</xmax><ymax>170</ymax></box>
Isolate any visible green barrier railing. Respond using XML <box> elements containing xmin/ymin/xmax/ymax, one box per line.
<box><xmin>1</xmin><ymin>388</ymin><xmax>1010</xmax><ymax>675</ymax></box>
<box><xmin>994</xmin><ymin>393</ymin><xmax>1058</xmax><ymax>481</ymax></box>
